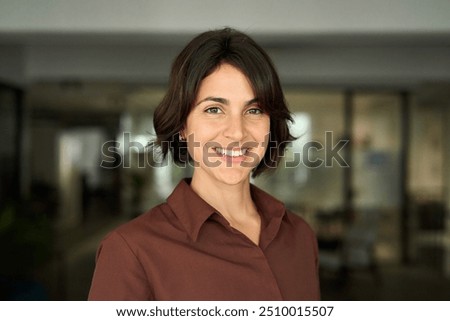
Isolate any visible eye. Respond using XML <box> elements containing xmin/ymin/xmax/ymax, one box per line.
<box><xmin>205</xmin><ymin>107</ymin><xmax>223</xmax><ymax>114</ymax></box>
<box><xmin>246</xmin><ymin>107</ymin><xmax>263</xmax><ymax>115</ymax></box>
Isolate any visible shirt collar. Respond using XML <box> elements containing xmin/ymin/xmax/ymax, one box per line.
<box><xmin>167</xmin><ymin>178</ymin><xmax>286</xmax><ymax>243</ymax></box>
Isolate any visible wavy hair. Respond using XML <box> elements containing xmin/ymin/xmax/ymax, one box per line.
<box><xmin>152</xmin><ymin>28</ymin><xmax>294</xmax><ymax>177</ymax></box>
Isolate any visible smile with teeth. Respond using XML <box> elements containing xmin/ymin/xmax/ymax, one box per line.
<box><xmin>214</xmin><ymin>147</ymin><xmax>248</xmax><ymax>157</ymax></box>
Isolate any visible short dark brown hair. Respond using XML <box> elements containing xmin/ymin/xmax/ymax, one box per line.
<box><xmin>153</xmin><ymin>27</ymin><xmax>294</xmax><ymax>177</ymax></box>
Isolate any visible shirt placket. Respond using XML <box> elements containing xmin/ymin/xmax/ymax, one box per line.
<box><xmin>215</xmin><ymin>214</ymin><xmax>284</xmax><ymax>300</ymax></box>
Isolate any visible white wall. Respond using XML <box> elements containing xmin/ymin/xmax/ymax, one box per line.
<box><xmin>0</xmin><ymin>46</ymin><xmax>25</xmax><ymax>85</ymax></box>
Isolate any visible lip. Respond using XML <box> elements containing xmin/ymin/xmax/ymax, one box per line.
<box><xmin>213</xmin><ymin>147</ymin><xmax>248</xmax><ymax>163</ymax></box>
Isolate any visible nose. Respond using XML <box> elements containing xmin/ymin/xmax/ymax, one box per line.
<box><xmin>223</xmin><ymin>114</ymin><xmax>245</xmax><ymax>142</ymax></box>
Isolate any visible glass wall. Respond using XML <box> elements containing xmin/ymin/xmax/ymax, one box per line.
<box><xmin>409</xmin><ymin>88</ymin><xmax>449</xmax><ymax>274</ymax></box>
<box><xmin>351</xmin><ymin>93</ymin><xmax>402</xmax><ymax>264</ymax></box>
<box><xmin>254</xmin><ymin>91</ymin><xmax>346</xmax><ymax>227</ymax></box>
<box><xmin>13</xmin><ymin>82</ymin><xmax>450</xmax><ymax>299</ymax></box>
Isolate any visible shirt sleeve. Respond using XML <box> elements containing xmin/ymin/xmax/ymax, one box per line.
<box><xmin>88</xmin><ymin>231</ymin><xmax>154</xmax><ymax>300</ymax></box>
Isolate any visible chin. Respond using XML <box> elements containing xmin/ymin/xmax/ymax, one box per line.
<box><xmin>214</xmin><ymin>168</ymin><xmax>252</xmax><ymax>186</ymax></box>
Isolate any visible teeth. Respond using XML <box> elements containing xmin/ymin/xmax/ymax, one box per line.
<box><xmin>215</xmin><ymin>147</ymin><xmax>247</xmax><ymax>157</ymax></box>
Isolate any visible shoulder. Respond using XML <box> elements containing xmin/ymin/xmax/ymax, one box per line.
<box><xmin>284</xmin><ymin>209</ymin><xmax>317</xmax><ymax>240</ymax></box>
<box><xmin>121</xmin><ymin>202</ymin><xmax>172</xmax><ymax>229</ymax></box>
<box><xmin>281</xmin><ymin>209</ymin><xmax>319</xmax><ymax>263</ymax></box>
<box><xmin>251</xmin><ymin>184</ymin><xmax>317</xmax><ymax>239</ymax></box>
<box><xmin>100</xmin><ymin>202</ymin><xmax>182</xmax><ymax>250</ymax></box>
<box><xmin>285</xmin><ymin>209</ymin><xmax>312</xmax><ymax>228</ymax></box>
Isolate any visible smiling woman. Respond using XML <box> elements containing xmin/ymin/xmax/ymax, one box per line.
<box><xmin>88</xmin><ymin>28</ymin><xmax>320</xmax><ymax>301</ymax></box>
<box><xmin>184</xmin><ymin>64</ymin><xmax>270</xmax><ymax>188</ymax></box>
<box><xmin>153</xmin><ymin>28</ymin><xmax>294</xmax><ymax>175</ymax></box>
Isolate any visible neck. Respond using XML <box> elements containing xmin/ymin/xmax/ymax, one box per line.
<box><xmin>190</xmin><ymin>173</ymin><xmax>257</xmax><ymax>224</ymax></box>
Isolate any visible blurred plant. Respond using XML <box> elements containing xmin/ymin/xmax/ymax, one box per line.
<box><xmin>0</xmin><ymin>203</ymin><xmax>53</xmax><ymax>278</ymax></box>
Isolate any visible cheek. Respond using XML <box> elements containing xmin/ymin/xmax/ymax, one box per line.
<box><xmin>255</xmin><ymin>120</ymin><xmax>271</xmax><ymax>156</ymax></box>
<box><xmin>189</xmin><ymin>122</ymin><xmax>223</xmax><ymax>151</ymax></box>
<box><xmin>185</xmin><ymin>124</ymin><xmax>214</xmax><ymax>160</ymax></box>
<box><xmin>252</xmin><ymin>119</ymin><xmax>270</xmax><ymax>143</ymax></box>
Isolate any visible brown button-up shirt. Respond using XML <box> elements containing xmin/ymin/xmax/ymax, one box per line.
<box><xmin>88</xmin><ymin>179</ymin><xmax>320</xmax><ymax>300</ymax></box>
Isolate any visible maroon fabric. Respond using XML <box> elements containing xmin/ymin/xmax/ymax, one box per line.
<box><xmin>88</xmin><ymin>179</ymin><xmax>320</xmax><ymax>300</ymax></box>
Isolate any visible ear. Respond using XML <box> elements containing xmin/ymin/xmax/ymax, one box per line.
<box><xmin>179</xmin><ymin>128</ymin><xmax>186</xmax><ymax>141</ymax></box>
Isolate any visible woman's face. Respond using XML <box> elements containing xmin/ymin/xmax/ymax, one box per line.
<box><xmin>184</xmin><ymin>63</ymin><xmax>270</xmax><ymax>187</ymax></box>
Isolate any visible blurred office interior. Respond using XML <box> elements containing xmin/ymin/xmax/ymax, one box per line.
<box><xmin>1</xmin><ymin>0</ymin><xmax>450</xmax><ymax>300</ymax></box>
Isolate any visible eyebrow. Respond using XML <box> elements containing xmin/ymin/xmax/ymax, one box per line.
<box><xmin>195</xmin><ymin>96</ymin><xmax>258</xmax><ymax>107</ymax></box>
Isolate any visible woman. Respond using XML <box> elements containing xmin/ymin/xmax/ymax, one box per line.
<box><xmin>88</xmin><ymin>28</ymin><xmax>320</xmax><ymax>300</ymax></box>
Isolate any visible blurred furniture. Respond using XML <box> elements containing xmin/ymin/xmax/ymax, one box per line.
<box><xmin>413</xmin><ymin>200</ymin><xmax>448</xmax><ymax>273</ymax></box>
<box><xmin>318</xmin><ymin>209</ymin><xmax>381</xmax><ymax>281</ymax></box>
